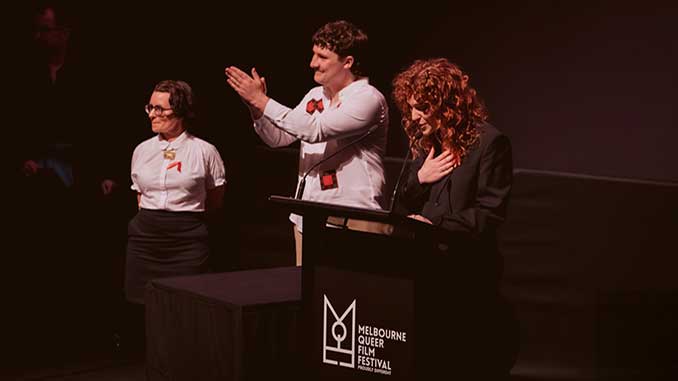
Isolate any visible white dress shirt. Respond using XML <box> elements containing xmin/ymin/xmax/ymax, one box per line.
<box><xmin>253</xmin><ymin>78</ymin><xmax>388</xmax><ymax>229</ymax></box>
<box><xmin>131</xmin><ymin>131</ymin><xmax>226</xmax><ymax>212</ymax></box>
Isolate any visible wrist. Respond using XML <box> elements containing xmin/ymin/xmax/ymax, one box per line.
<box><xmin>252</xmin><ymin>95</ymin><xmax>270</xmax><ymax>115</ymax></box>
<box><xmin>417</xmin><ymin>169</ymin><xmax>426</xmax><ymax>184</ymax></box>
<box><xmin>249</xmin><ymin>106</ymin><xmax>263</xmax><ymax>120</ymax></box>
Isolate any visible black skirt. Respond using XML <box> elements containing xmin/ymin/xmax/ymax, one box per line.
<box><xmin>125</xmin><ymin>208</ymin><xmax>209</xmax><ymax>304</ymax></box>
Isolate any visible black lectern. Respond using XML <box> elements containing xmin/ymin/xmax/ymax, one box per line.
<box><xmin>269</xmin><ymin>196</ymin><xmax>476</xmax><ymax>380</ymax></box>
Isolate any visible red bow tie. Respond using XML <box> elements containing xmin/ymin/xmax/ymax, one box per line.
<box><xmin>306</xmin><ymin>98</ymin><xmax>324</xmax><ymax>114</ymax></box>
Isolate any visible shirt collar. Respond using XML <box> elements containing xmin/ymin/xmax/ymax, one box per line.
<box><xmin>157</xmin><ymin>130</ymin><xmax>189</xmax><ymax>150</ymax></box>
<box><xmin>337</xmin><ymin>77</ymin><xmax>369</xmax><ymax>101</ymax></box>
<box><xmin>322</xmin><ymin>77</ymin><xmax>370</xmax><ymax>102</ymax></box>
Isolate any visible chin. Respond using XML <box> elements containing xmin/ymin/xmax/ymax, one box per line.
<box><xmin>313</xmin><ymin>73</ymin><xmax>324</xmax><ymax>84</ymax></box>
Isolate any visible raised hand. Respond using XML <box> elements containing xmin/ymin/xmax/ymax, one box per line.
<box><xmin>225</xmin><ymin>66</ymin><xmax>269</xmax><ymax>118</ymax></box>
<box><xmin>417</xmin><ymin>147</ymin><xmax>458</xmax><ymax>184</ymax></box>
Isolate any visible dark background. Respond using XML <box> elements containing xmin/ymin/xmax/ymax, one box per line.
<box><xmin>6</xmin><ymin>0</ymin><xmax>677</xmax><ymax>376</ymax></box>
<box><xmin>14</xmin><ymin>1</ymin><xmax>677</xmax><ymax>182</ymax></box>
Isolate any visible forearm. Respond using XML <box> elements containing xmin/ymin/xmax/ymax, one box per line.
<box><xmin>436</xmin><ymin>208</ymin><xmax>504</xmax><ymax>236</ymax></box>
<box><xmin>253</xmin><ymin>115</ymin><xmax>298</xmax><ymax>147</ymax></box>
<box><xmin>247</xmin><ymin>94</ymin><xmax>269</xmax><ymax>120</ymax></box>
<box><xmin>264</xmin><ymin>94</ymin><xmax>384</xmax><ymax>143</ymax></box>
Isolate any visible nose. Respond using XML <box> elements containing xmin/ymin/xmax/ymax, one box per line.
<box><xmin>410</xmin><ymin>108</ymin><xmax>421</xmax><ymax>122</ymax></box>
<box><xmin>309</xmin><ymin>54</ymin><xmax>318</xmax><ymax>69</ymax></box>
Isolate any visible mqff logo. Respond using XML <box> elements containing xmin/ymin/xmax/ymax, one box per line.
<box><xmin>323</xmin><ymin>295</ymin><xmax>356</xmax><ymax>368</ymax></box>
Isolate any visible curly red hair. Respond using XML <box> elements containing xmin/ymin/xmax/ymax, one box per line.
<box><xmin>392</xmin><ymin>58</ymin><xmax>488</xmax><ymax>160</ymax></box>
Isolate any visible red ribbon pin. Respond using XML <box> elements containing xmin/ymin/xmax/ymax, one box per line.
<box><xmin>167</xmin><ymin>161</ymin><xmax>182</xmax><ymax>172</ymax></box>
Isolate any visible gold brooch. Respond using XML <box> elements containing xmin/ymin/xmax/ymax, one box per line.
<box><xmin>163</xmin><ymin>148</ymin><xmax>176</xmax><ymax>160</ymax></box>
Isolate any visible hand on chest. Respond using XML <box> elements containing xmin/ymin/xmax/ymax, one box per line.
<box><xmin>423</xmin><ymin>160</ymin><xmax>476</xmax><ymax>213</ymax></box>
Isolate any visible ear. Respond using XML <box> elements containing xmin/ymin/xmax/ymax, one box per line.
<box><xmin>343</xmin><ymin>55</ymin><xmax>354</xmax><ymax>70</ymax></box>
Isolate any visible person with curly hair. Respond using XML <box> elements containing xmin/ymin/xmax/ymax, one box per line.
<box><xmin>392</xmin><ymin>58</ymin><xmax>512</xmax><ymax>236</ymax></box>
<box><xmin>392</xmin><ymin>58</ymin><xmax>517</xmax><ymax>379</ymax></box>
<box><xmin>225</xmin><ymin>20</ymin><xmax>389</xmax><ymax>266</ymax></box>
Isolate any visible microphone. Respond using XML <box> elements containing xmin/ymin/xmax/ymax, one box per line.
<box><xmin>388</xmin><ymin>131</ymin><xmax>423</xmax><ymax>212</ymax></box>
<box><xmin>295</xmin><ymin>125</ymin><xmax>380</xmax><ymax>199</ymax></box>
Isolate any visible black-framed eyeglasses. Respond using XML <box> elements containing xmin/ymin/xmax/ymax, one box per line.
<box><xmin>144</xmin><ymin>104</ymin><xmax>173</xmax><ymax>116</ymax></box>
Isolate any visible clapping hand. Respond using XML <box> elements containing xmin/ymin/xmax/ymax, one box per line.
<box><xmin>225</xmin><ymin>66</ymin><xmax>268</xmax><ymax>119</ymax></box>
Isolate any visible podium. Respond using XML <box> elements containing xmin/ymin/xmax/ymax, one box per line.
<box><xmin>269</xmin><ymin>196</ymin><xmax>507</xmax><ymax>380</ymax></box>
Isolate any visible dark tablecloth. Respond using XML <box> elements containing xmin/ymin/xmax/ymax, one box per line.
<box><xmin>145</xmin><ymin>266</ymin><xmax>301</xmax><ymax>381</ymax></box>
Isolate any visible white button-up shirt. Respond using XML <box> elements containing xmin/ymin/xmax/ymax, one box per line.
<box><xmin>253</xmin><ymin>78</ymin><xmax>388</xmax><ymax>229</ymax></box>
<box><xmin>131</xmin><ymin>132</ymin><xmax>226</xmax><ymax>212</ymax></box>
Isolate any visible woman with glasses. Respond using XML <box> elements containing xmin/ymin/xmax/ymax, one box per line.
<box><xmin>125</xmin><ymin>79</ymin><xmax>226</xmax><ymax>313</ymax></box>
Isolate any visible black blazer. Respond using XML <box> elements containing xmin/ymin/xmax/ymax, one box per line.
<box><xmin>396</xmin><ymin>123</ymin><xmax>517</xmax><ymax>375</ymax></box>
<box><xmin>398</xmin><ymin>122</ymin><xmax>513</xmax><ymax>240</ymax></box>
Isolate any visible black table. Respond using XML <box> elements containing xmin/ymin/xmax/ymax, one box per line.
<box><xmin>145</xmin><ymin>266</ymin><xmax>301</xmax><ymax>381</ymax></box>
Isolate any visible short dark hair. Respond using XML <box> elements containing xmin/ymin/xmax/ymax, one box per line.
<box><xmin>153</xmin><ymin>80</ymin><xmax>196</xmax><ymax>122</ymax></box>
<box><xmin>312</xmin><ymin>20</ymin><xmax>369</xmax><ymax>77</ymax></box>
